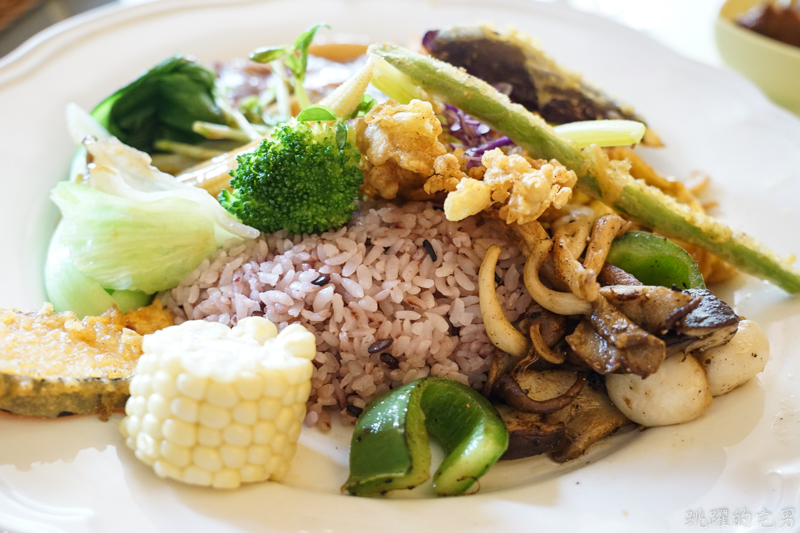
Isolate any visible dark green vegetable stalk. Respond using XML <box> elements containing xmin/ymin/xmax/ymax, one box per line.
<box><xmin>92</xmin><ymin>55</ymin><xmax>224</xmax><ymax>153</ymax></box>
<box><xmin>343</xmin><ymin>377</ymin><xmax>509</xmax><ymax>496</ymax></box>
<box><xmin>607</xmin><ymin>231</ymin><xmax>706</xmax><ymax>290</ymax></box>
<box><xmin>370</xmin><ymin>44</ymin><xmax>800</xmax><ymax>294</ymax></box>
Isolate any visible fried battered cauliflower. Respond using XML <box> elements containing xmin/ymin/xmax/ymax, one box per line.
<box><xmin>357</xmin><ymin>99</ymin><xmax>465</xmax><ymax>199</ymax></box>
<box><xmin>443</xmin><ymin>148</ymin><xmax>577</xmax><ymax>224</ymax></box>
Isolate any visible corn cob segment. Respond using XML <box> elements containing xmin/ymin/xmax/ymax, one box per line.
<box><xmin>120</xmin><ymin>318</ymin><xmax>315</xmax><ymax>489</ymax></box>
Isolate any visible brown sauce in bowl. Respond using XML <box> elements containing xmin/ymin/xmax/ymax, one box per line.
<box><xmin>737</xmin><ymin>3</ymin><xmax>800</xmax><ymax>49</ymax></box>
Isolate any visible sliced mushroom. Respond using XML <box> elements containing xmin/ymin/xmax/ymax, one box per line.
<box><xmin>495</xmin><ymin>370</ymin><xmax>585</xmax><ymax>414</ymax></box>
<box><xmin>599</xmin><ymin>285</ymin><xmax>702</xmax><ymax>334</ymax></box>
<box><xmin>552</xmin><ymin>207</ymin><xmax>600</xmax><ymax>302</ymax></box>
<box><xmin>598</xmin><ymin>263</ymin><xmax>642</xmax><ymax>287</ymax></box>
<box><xmin>546</xmin><ymin>379</ymin><xmax>633</xmax><ymax>463</ymax></box>
<box><xmin>495</xmin><ymin>405</ymin><xmax>568</xmax><ymax>461</ymax></box>
<box><xmin>665</xmin><ymin>289</ymin><xmax>740</xmax><ymax>355</ymax></box>
<box><xmin>530</xmin><ymin>322</ymin><xmax>565</xmax><ymax>365</ymax></box>
<box><xmin>524</xmin><ymin>238</ymin><xmax>593</xmax><ymax>316</ymax></box>
<box><xmin>565</xmin><ymin>297</ymin><xmax>666</xmax><ymax>377</ymax></box>
<box><xmin>583</xmin><ymin>214</ymin><xmax>626</xmax><ymax>275</ymax></box>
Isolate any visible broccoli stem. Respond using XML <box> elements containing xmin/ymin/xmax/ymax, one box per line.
<box><xmin>370</xmin><ymin>43</ymin><xmax>800</xmax><ymax>294</ymax></box>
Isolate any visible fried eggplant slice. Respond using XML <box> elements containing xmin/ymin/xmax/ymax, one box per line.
<box><xmin>422</xmin><ymin>25</ymin><xmax>661</xmax><ymax>144</ymax></box>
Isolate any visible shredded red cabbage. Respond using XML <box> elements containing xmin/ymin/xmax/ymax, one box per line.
<box><xmin>441</xmin><ymin>103</ymin><xmax>516</xmax><ymax>168</ymax></box>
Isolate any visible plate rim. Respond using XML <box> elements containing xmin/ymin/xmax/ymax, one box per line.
<box><xmin>1</xmin><ymin>1</ymin><xmax>799</xmax><ymax>532</ymax></box>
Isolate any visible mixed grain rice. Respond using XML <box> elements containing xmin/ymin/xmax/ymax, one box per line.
<box><xmin>161</xmin><ymin>202</ymin><xmax>531</xmax><ymax>429</ymax></box>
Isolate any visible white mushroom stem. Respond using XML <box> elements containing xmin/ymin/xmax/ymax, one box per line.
<box><xmin>553</xmin><ymin>235</ymin><xmax>600</xmax><ymax>302</ymax></box>
<box><xmin>552</xmin><ymin>206</ymin><xmax>601</xmax><ymax>302</ymax></box>
<box><xmin>524</xmin><ymin>238</ymin><xmax>593</xmax><ymax>316</ymax></box>
<box><xmin>583</xmin><ymin>214</ymin><xmax>626</xmax><ymax>274</ymax></box>
<box><xmin>550</xmin><ymin>206</ymin><xmax>595</xmax><ymax>258</ymax></box>
<box><xmin>479</xmin><ymin>245</ymin><xmax>530</xmax><ymax>358</ymax></box>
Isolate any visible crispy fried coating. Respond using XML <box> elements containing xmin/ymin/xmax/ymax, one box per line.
<box><xmin>441</xmin><ymin>148</ymin><xmax>576</xmax><ymax>223</ymax></box>
<box><xmin>123</xmin><ymin>299</ymin><xmax>175</xmax><ymax>336</ymax></box>
<box><xmin>358</xmin><ymin>99</ymin><xmax>466</xmax><ymax>199</ymax></box>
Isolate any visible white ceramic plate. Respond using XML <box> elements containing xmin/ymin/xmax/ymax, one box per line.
<box><xmin>2</xmin><ymin>1</ymin><xmax>800</xmax><ymax>532</ymax></box>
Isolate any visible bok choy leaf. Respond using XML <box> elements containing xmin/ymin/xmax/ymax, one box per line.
<box><xmin>91</xmin><ymin>55</ymin><xmax>225</xmax><ymax>153</ymax></box>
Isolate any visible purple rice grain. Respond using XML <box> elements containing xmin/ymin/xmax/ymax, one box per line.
<box><xmin>423</xmin><ymin>239</ymin><xmax>437</xmax><ymax>262</ymax></box>
<box><xmin>312</xmin><ymin>275</ymin><xmax>331</xmax><ymax>286</ymax></box>
<box><xmin>379</xmin><ymin>352</ymin><xmax>400</xmax><ymax>369</ymax></box>
<box><xmin>346</xmin><ymin>405</ymin><xmax>364</xmax><ymax>417</ymax></box>
<box><xmin>368</xmin><ymin>338</ymin><xmax>393</xmax><ymax>354</ymax></box>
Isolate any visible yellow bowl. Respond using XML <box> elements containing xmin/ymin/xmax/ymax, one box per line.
<box><xmin>716</xmin><ymin>0</ymin><xmax>800</xmax><ymax>114</ymax></box>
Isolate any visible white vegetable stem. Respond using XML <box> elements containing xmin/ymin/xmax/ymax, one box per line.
<box><xmin>552</xmin><ymin>120</ymin><xmax>646</xmax><ymax>149</ymax></box>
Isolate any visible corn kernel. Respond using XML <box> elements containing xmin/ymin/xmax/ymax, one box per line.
<box><xmin>235</xmin><ymin>372</ymin><xmax>264</xmax><ymax>400</ymax></box>
<box><xmin>162</xmin><ymin>419</ymin><xmax>196</xmax><ymax>448</ymax></box>
<box><xmin>176</xmin><ymin>373</ymin><xmax>208</xmax><ymax>400</ymax></box>
<box><xmin>197</xmin><ymin>426</ymin><xmax>222</xmax><ymax>447</ymax></box>
<box><xmin>198</xmin><ymin>402</ymin><xmax>231</xmax><ymax>429</ymax></box>
<box><xmin>193</xmin><ymin>446</ymin><xmax>223</xmax><ymax>473</ymax></box>
<box><xmin>220</xmin><ymin>444</ymin><xmax>248</xmax><ymax>469</ymax></box>
<box><xmin>171</xmin><ymin>397</ymin><xmax>199</xmax><ymax>423</ymax></box>
<box><xmin>223</xmin><ymin>423</ymin><xmax>253</xmax><ymax>447</ymax></box>
<box><xmin>232</xmin><ymin>401</ymin><xmax>258</xmax><ymax>425</ymax></box>
<box><xmin>154</xmin><ymin>460</ymin><xmax>181</xmax><ymax>480</ymax></box>
<box><xmin>152</xmin><ymin>370</ymin><xmax>178</xmax><ymax>398</ymax></box>
<box><xmin>161</xmin><ymin>441</ymin><xmax>192</xmax><ymax>468</ymax></box>
<box><xmin>142</xmin><ymin>413</ymin><xmax>162</xmax><ymax>439</ymax></box>
<box><xmin>212</xmin><ymin>469</ymin><xmax>241</xmax><ymax>489</ymax></box>
<box><xmin>206</xmin><ymin>382</ymin><xmax>239</xmax><ymax>408</ymax></box>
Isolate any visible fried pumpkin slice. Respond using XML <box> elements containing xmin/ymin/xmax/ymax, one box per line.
<box><xmin>0</xmin><ymin>301</ymin><xmax>172</xmax><ymax>418</ymax></box>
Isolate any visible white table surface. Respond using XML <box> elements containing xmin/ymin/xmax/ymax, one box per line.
<box><xmin>1</xmin><ymin>0</ymin><xmax>728</xmax><ymax>66</ymax></box>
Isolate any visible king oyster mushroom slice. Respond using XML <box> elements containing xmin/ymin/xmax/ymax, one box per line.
<box><xmin>598</xmin><ymin>285</ymin><xmax>703</xmax><ymax>334</ymax></box>
<box><xmin>566</xmin><ymin>296</ymin><xmax>666</xmax><ymax>378</ymax></box>
<box><xmin>597</xmin><ymin>263</ymin><xmax>643</xmax><ymax>287</ymax></box>
<box><xmin>665</xmin><ymin>288</ymin><xmax>740</xmax><ymax>355</ymax></box>
<box><xmin>545</xmin><ymin>377</ymin><xmax>633</xmax><ymax>463</ymax></box>
<box><xmin>495</xmin><ymin>404</ymin><xmax>568</xmax><ymax>461</ymax></box>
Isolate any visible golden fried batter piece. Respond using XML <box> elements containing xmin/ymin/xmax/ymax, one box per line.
<box><xmin>604</xmin><ymin>146</ymin><xmax>737</xmax><ymax>284</ymax></box>
<box><xmin>124</xmin><ymin>299</ymin><xmax>175</xmax><ymax>335</ymax></box>
<box><xmin>358</xmin><ymin>99</ymin><xmax>466</xmax><ymax>199</ymax></box>
<box><xmin>441</xmin><ymin>148</ymin><xmax>576</xmax><ymax>223</ymax></box>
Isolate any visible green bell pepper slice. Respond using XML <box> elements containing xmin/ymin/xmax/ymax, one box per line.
<box><xmin>606</xmin><ymin>231</ymin><xmax>706</xmax><ymax>290</ymax></box>
<box><xmin>342</xmin><ymin>377</ymin><xmax>509</xmax><ymax>496</ymax></box>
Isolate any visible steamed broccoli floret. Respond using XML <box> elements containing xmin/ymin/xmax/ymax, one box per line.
<box><xmin>219</xmin><ymin>121</ymin><xmax>363</xmax><ymax>234</ymax></box>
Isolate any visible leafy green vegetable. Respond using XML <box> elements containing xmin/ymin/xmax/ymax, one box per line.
<box><xmin>607</xmin><ymin>231</ymin><xmax>706</xmax><ymax>290</ymax></box>
<box><xmin>296</xmin><ymin>104</ymin><xmax>338</xmax><ymax>122</ymax></box>
<box><xmin>45</xmin><ymin>222</ymin><xmax>151</xmax><ymax>318</ymax></box>
<box><xmin>370</xmin><ymin>44</ymin><xmax>800</xmax><ymax>294</ymax></box>
<box><xmin>250</xmin><ymin>23</ymin><xmax>329</xmax><ymax>110</ymax></box>
<box><xmin>343</xmin><ymin>377</ymin><xmax>509</xmax><ymax>496</ymax></box>
<box><xmin>50</xmin><ymin>136</ymin><xmax>257</xmax><ymax>296</ymax></box>
<box><xmin>91</xmin><ymin>55</ymin><xmax>224</xmax><ymax>153</ymax></box>
<box><xmin>219</xmin><ymin>120</ymin><xmax>362</xmax><ymax>235</ymax></box>
<box><xmin>52</xmin><ymin>182</ymin><xmax>221</xmax><ymax>294</ymax></box>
